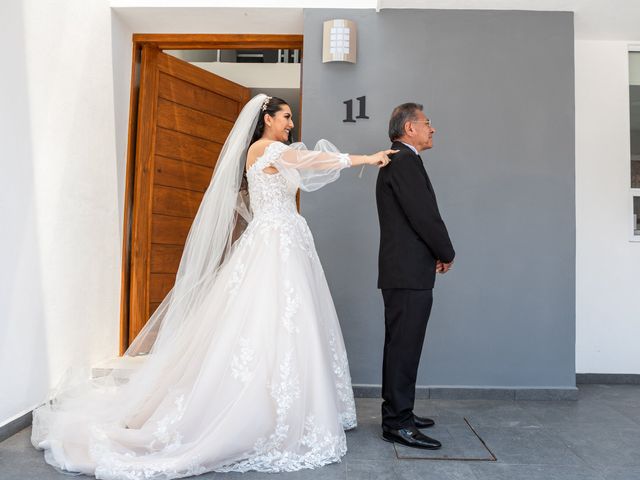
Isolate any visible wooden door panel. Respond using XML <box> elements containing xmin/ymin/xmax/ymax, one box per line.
<box><xmin>156</xmin><ymin>51</ymin><xmax>249</xmax><ymax>100</ymax></box>
<box><xmin>127</xmin><ymin>45</ymin><xmax>251</xmax><ymax>345</ymax></box>
<box><xmin>150</xmin><ymin>273</ymin><xmax>177</xmax><ymax>303</ymax></box>
<box><xmin>155</xmin><ymin>128</ymin><xmax>222</xmax><ymax>168</ymax></box>
<box><xmin>152</xmin><ymin>185</ymin><xmax>204</xmax><ymax>218</ymax></box>
<box><xmin>151</xmin><ymin>214</ymin><xmax>192</xmax><ymax>246</ymax></box>
<box><xmin>157</xmin><ymin>98</ymin><xmax>234</xmax><ymax>143</ymax></box>
<box><xmin>158</xmin><ymin>72</ymin><xmax>239</xmax><ymax>121</ymax></box>
<box><xmin>150</xmin><ymin>243</ymin><xmax>183</xmax><ymax>273</ymax></box>
<box><xmin>154</xmin><ymin>155</ymin><xmax>213</xmax><ymax>193</ymax></box>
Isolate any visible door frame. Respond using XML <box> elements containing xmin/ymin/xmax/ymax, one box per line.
<box><xmin>120</xmin><ymin>34</ymin><xmax>304</xmax><ymax>354</ymax></box>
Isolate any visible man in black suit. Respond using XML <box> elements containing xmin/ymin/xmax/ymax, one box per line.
<box><xmin>376</xmin><ymin>102</ymin><xmax>455</xmax><ymax>449</ymax></box>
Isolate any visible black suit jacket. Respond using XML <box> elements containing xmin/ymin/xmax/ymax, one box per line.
<box><xmin>376</xmin><ymin>141</ymin><xmax>455</xmax><ymax>289</ymax></box>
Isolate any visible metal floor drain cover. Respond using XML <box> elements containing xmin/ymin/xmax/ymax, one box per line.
<box><xmin>394</xmin><ymin>417</ymin><xmax>496</xmax><ymax>461</ymax></box>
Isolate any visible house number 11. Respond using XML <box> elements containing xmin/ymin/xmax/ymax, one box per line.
<box><xmin>343</xmin><ymin>96</ymin><xmax>370</xmax><ymax>123</ymax></box>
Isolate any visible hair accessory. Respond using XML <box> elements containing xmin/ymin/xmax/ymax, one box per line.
<box><xmin>261</xmin><ymin>96</ymin><xmax>273</xmax><ymax>112</ymax></box>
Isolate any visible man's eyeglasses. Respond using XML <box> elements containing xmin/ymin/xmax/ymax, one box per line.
<box><xmin>411</xmin><ymin>119</ymin><xmax>433</xmax><ymax>128</ymax></box>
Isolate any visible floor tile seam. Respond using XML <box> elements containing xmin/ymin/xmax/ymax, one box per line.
<box><xmin>522</xmin><ymin>406</ymin><xmax>576</xmax><ymax>424</ymax></box>
<box><xmin>432</xmin><ymin>409</ymin><xmax>526</xmax><ymax>416</ymax></box>
<box><xmin>469</xmin><ymin>425</ymin><xmax>595</xmax><ymax>467</ymax></box>
<box><xmin>605</xmin><ymin>405</ymin><xmax>640</xmax><ymax>427</ymax></box>
<box><xmin>487</xmin><ymin>460</ymin><xmax>598</xmax><ymax>470</ymax></box>
<box><xmin>577</xmin><ymin>397</ymin><xmax>640</xmax><ymax>406</ymax></box>
<box><xmin>468</xmin><ymin>464</ymin><xmax>608</xmax><ymax>480</ymax></box>
<box><xmin>469</xmin><ymin>423</ymin><xmax>561</xmax><ymax>435</ymax></box>
<box><xmin>516</xmin><ymin>413</ymin><xmax>611</xmax><ymax>428</ymax></box>
<box><xmin>543</xmin><ymin>424</ymin><xmax>640</xmax><ymax>435</ymax></box>
<box><xmin>594</xmin><ymin>464</ymin><xmax>640</xmax><ymax>471</ymax></box>
<box><xmin>462</xmin><ymin>419</ymin><xmax>545</xmax><ymax>432</ymax></box>
<box><xmin>344</xmin><ymin>457</ymin><xmax>393</xmax><ymax>480</ymax></box>
<box><xmin>432</xmin><ymin>405</ymin><xmax>532</xmax><ymax>412</ymax></box>
<box><xmin>520</xmin><ymin>421</ymin><xmax>624</xmax><ymax>435</ymax></box>
<box><xmin>482</xmin><ymin>459</ymin><xmax>605</xmax><ymax>466</ymax></box>
<box><xmin>545</xmin><ymin>432</ymin><xmax>601</xmax><ymax>469</ymax></box>
<box><xmin>598</xmin><ymin>465</ymin><xmax>640</xmax><ymax>472</ymax></box>
<box><xmin>349</xmin><ymin>457</ymin><xmax>482</xmax><ymax>464</ymax></box>
<box><xmin>577</xmin><ymin>398</ymin><xmax>640</xmax><ymax>410</ymax></box>
<box><xmin>394</xmin><ymin>457</ymin><xmax>495</xmax><ymax>462</ymax></box>
<box><xmin>378</xmin><ymin>460</ymin><xmax>484</xmax><ymax>480</ymax></box>
<box><xmin>598</xmin><ymin>396</ymin><xmax>640</xmax><ymax>403</ymax></box>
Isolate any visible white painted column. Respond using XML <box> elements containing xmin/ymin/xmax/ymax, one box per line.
<box><xmin>575</xmin><ymin>40</ymin><xmax>640</xmax><ymax>374</ymax></box>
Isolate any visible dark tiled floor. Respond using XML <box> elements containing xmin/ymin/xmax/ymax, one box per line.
<box><xmin>2</xmin><ymin>385</ymin><xmax>639</xmax><ymax>480</ymax></box>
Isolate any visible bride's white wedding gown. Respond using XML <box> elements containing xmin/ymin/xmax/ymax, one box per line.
<box><xmin>32</xmin><ymin>141</ymin><xmax>357</xmax><ymax>479</ymax></box>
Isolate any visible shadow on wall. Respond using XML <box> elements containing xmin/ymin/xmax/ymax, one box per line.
<box><xmin>110</xmin><ymin>10</ymin><xmax>134</xmax><ymax>242</ymax></box>
<box><xmin>0</xmin><ymin>0</ymin><xmax>50</xmax><ymax>426</ymax></box>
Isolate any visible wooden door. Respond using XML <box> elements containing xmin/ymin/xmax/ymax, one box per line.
<box><xmin>127</xmin><ymin>45</ymin><xmax>251</xmax><ymax>345</ymax></box>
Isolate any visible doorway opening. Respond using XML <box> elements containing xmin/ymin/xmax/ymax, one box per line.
<box><xmin>120</xmin><ymin>34</ymin><xmax>303</xmax><ymax>353</ymax></box>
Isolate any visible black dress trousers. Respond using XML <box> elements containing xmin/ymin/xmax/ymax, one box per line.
<box><xmin>381</xmin><ymin>288</ymin><xmax>433</xmax><ymax>429</ymax></box>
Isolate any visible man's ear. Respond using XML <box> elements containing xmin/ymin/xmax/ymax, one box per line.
<box><xmin>403</xmin><ymin>121</ymin><xmax>413</xmax><ymax>137</ymax></box>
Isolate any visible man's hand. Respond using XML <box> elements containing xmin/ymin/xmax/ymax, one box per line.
<box><xmin>436</xmin><ymin>260</ymin><xmax>454</xmax><ymax>274</ymax></box>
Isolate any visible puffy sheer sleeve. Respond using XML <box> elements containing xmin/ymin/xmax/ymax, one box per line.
<box><xmin>265</xmin><ymin>140</ymin><xmax>352</xmax><ymax>191</ymax></box>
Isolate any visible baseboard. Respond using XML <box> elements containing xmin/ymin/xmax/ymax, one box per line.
<box><xmin>576</xmin><ymin>373</ymin><xmax>640</xmax><ymax>385</ymax></box>
<box><xmin>352</xmin><ymin>385</ymin><xmax>579</xmax><ymax>401</ymax></box>
<box><xmin>0</xmin><ymin>411</ymin><xmax>32</xmax><ymax>443</ymax></box>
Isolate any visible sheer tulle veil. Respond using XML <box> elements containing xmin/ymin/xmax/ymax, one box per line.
<box><xmin>32</xmin><ymin>94</ymin><xmax>267</xmax><ymax>441</ymax></box>
<box><xmin>126</xmin><ymin>93</ymin><xmax>268</xmax><ymax>356</ymax></box>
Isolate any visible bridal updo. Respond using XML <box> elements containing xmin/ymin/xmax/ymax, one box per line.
<box><xmin>251</xmin><ymin>96</ymin><xmax>289</xmax><ymax>144</ymax></box>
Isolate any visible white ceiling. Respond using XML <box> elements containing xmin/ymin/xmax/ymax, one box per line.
<box><xmin>111</xmin><ymin>1</ymin><xmax>640</xmax><ymax>40</ymax></box>
<box><xmin>112</xmin><ymin>7</ymin><xmax>304</xmax><ymax>34</ymax></box>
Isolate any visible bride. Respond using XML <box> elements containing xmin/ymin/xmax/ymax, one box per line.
<box><xmin>31</xmin><ymin>93</ymin><xmax>395</xmax><ymax>479</ymax></box>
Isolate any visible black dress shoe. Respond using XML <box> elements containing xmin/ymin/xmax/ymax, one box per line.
<box><xmin>413</xmin><ymin>415</ymin><xmax>435</xmax><ymax>429</ymax></box>
<box><xmin>381</xmin><ymin>425</ymin><xmax>442</xmax><ymax>450</ymax></box>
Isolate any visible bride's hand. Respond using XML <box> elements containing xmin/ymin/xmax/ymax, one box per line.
<box><xmin>367</xmin><ymin>149</ymin><xmax>398</xmax><ymax>168</ymax></box>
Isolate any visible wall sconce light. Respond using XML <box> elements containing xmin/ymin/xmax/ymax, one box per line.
<box><xmin>322</xmin><ymin>19</ymin><xmax>357</xmax><ymax>64</ymax></box>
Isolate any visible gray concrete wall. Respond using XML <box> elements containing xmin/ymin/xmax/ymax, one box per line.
<box><xmin>300</xmin><ymin>9</ymin><xmax>575</xmax><ymax>388</ymax></box>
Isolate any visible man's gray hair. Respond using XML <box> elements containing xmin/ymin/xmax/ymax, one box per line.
<box><xmin>388</xmin><ymin>102</ymin><xmax>424</xmax><ymax>142</ymax></box>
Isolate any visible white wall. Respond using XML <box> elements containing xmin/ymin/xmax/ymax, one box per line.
<box><xmin>0</xmin><ymin>0</ymin><xmax>48</xmax><ymax>427</ymax></box>
<box><xmin>0</xmin><ymin>0</ymin><xmax>121</xmax><ymax>426</ymax></box>
<box><xmin>194</xmin><ymin>63</ymin><xmax>300</xmax><ymax>89</ymax></box>
<box><xmin>111</xmin><ymin>11</ymin><xmax>135</xmax><ymax>234</ymax></box>
<box><xmin>575</xmin><ymin>41</ymin><xmax>640</xmax><ymax>374</ymax></box>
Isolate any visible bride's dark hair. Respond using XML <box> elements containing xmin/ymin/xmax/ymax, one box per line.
<box><xmin>250</xmin><ymin>96</ymin><xmax>289</xmax><ymax>144</ymax></box>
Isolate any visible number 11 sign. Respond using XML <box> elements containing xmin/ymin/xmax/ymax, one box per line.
<box><xmin>343</xmin><ymin>96</ymin><xmax>370</xmax><ymax>123</ymax></box>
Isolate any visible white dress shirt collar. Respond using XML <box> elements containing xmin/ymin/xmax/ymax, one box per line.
<box><xmin>400</xmin><ymin>142</ymin><xmax>419</xmax><ymax>155</ymax></box>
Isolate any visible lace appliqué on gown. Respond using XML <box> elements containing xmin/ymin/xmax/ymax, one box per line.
<box><xmin>231</xmin><ymin>338</ymin><xmax>256</xmax><ymax>384</ymax></box>
<box><xmin>329</xmin><ymin>332</ymin><xmax>357</xmax><ymax>429</ymax></box>
<box><xmin>282</xmin><ymin>280</ymin><xmax>301</xmax><ymax>334</ymax></box>
<box><xmin>216</xmin><ymin>351</ymin><xmax>346</xmax><ymax>473</ymax></box>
